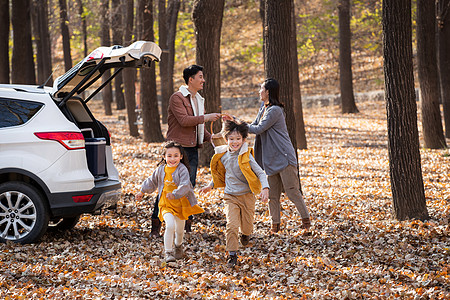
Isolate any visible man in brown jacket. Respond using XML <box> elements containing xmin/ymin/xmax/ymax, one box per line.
<box><xmin>150</xmin><ymin>65</ymin><xmax>221</xmax><ymax>236</ymax></box>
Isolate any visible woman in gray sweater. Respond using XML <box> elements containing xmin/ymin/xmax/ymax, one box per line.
<box><xmin>247</xmin><ymin>78</ymin><xmax>311</xmax><ymax>233</ymax></box>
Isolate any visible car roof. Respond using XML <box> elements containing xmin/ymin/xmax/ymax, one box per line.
<box><xmin>0</xmin><ymin>84</ymin><xmax>52</xmax><ymax>95</ymax></box>
<box><xmin>52</xmin><ymin>41</ymin><xmax>161</xmax><ymax>101</ymax></box>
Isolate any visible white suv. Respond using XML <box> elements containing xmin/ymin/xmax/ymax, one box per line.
<box><xmin>0</xmin><ymin>41</ymin><xmax>161</xmax><ymax>243</ymax></box>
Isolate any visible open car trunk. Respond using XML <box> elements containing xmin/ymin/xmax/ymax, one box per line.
<box><xmin>52</xmin><ymin>41</ymin><xmax>161</xmax><ymax>179</ymax></box>
<box><xmin>61</xmin><ymin>97</ymin><xmax>111</xmax><ymax>179</ymax></box>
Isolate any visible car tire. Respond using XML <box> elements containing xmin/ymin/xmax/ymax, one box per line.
<box><xmin>48</xmin><ymin>215</ymin><xmax>81</xmax><ymax>231</ymax></box>
<box><xmin>0</xmin><ymin>182</ymin><xmax>49</xmax><ymax>244</ymax></box>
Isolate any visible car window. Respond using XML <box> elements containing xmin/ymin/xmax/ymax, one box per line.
<box><xmin>0</xmin><ymin>98</ymin><xmax>44</xmax><ymax>128</ymax></box>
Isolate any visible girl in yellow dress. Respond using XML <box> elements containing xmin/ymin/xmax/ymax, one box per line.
<box><xmin>136</xmin><ymin>142</ymin><xmax>204</xmax><ymax>263</ymax></box>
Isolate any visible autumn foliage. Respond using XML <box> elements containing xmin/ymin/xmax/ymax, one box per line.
<box><xmin>0</xmin><ymin>99</ymin><xmax>448</xmax><ymax>299</ymax></box>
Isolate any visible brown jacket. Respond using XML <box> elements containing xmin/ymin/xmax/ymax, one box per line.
<box><xmin>166</xmin><ymin>88</ymin><xmax>211</xmax><ymax>147</ymax></box>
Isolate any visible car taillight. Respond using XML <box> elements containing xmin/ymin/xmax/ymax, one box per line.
<box><xmin>72</xmin><ymin>195</ymin><xmax>93</xmax><ymax>203</ymax></box>
<box><xmin>34</xmin><ymin>132</ymin><xmax>85</xmax><ymax>150</ymax></box>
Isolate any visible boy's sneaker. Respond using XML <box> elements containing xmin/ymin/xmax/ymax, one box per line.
<box><xmin>174</xmin><ymin>244</ymin><xmax>184</xmax><ymax>259</ymax></box>
<box><xmin>165</xmin><ymin>251</ymin><xmax>176</xmax><ymax>263</ymax></box>
<box><xmin>227</xmin><ymin>254</ymin><xmax>238</xmax><ymax>267</ymax></box>
<box><xmin>240</xmin><ymin>234</ymin><xmax>250</xmax><ymax>247</ymax></box>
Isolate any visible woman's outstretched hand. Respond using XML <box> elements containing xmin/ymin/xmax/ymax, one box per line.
<box><xmin>135</xmin><ymin>191</ymin><xmax>143</xmax><ymax>201</ymax></box>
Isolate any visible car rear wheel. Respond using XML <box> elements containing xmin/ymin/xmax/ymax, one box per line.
<box><xmin>0</xmin><ymin>182</ymin><xmax>49</xmax><ymax>244</ymax></box>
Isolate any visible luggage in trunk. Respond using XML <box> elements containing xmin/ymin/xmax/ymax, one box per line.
<box><xmin>85</xmin><ymin>138</ymin><xmax>106</xmax><ymax>177</ymax></box>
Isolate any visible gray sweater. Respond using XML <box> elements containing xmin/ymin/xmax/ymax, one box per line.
<box><xmin>140</xmin><ymin>163</ymin><xmax>198</xmax><ymax>206</ymax></box>
<box><xmin>248</xmin><ymin>104</ymin><xmax>298</xmax><ymax>176</ymax></box>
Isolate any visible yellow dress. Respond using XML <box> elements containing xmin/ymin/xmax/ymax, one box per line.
<box><xmin>158</xmin><ymin>165</ymin><xmax>204</xmax><ymax>222</ymax></box>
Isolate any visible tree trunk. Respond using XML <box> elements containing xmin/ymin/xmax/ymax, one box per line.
<box><xmin>417</xmin><ymin>0</ymin><xmax>446</xmax><ymax>149</ymax></box>
<box><xmin>38</xmin><ymin>0</ymin><xmax>53</xmax><ymax>86</ymax></box>
<box><xmin>291</xmin><ymin>2</ymin><xmax>307</xmax><ymax>149</ymax></box>
<box><xmin>264</xmin><ymin>0</ymin><xmax>297</xmax><ymax>150</ymax></box>
<box><xmin>0</xmin><ymin>0</ymin><xmax>9</xmax><ymax>84</ymax></box>
<box><xmin>76</xmin><ymin>0</ymin><xmax>88</xmax><ymax>57</ymax></box>
<box><xmin>166</xmin><ymin>0</ymin><xmax>180</xmax><ymax>114</ymax></box>
<box><xmin>31</xmin><ymin>1</ymin><xmax>43</xmax><ymax>84</ymax></box>
<box><xmin>259</xmin><ymin>0</ymin><xmax>265</xmax><ymax>72</ymax></box>
<box><xmin>32</xmin><ymin>0</ymin><xmax>53</xmax><ymax>86</ymax></box>
<box><xmin>382</xmin><ymin>0</ymin><xmax>429</xmax><ymax>221</ymax></box>
<box><xmin>59</xmin><ymin>0</ymin><xmax>72</xmax><ymax>71</ymax></box>
<box><xmin>100</xmin><ymin>0</ymin><xmax>113</xmax><ymax>116</ymax></box>
<box><xmin>193</xmin><ymin>0</ymin><xmax>225</xmax><ymax>167</ymax></box>
<box><xmin>112</xmin><ymin>0</ymin><xmax>125</xmax><ymax>110</ymax></box>
<box><xmin>158</xmin><ymin>0</ymin><xmax>180</xmax><ymax>125</ymax></box>
<box><xmin>158</xmin><ymin>0</ymin><xmax>170</xmax><ymax>124</ymax></box>
<box><xmin>437</xmin><ymin>0</ymin><xmax>450</xmax><ymax>138</ymax></box>
<box><xmin>123</xmin><ymin>0</ymin><xmax>139</xmax><ymax>137</ymax></box>
<box><xmin>140</xmin><ymin>0</ymin><xmax>164</xmax><ymax>143</ymax></box>
<box><xmin>12</xmin><ymin>0</ymin><xmax>36</xmax><ymax>84</ymax></box>
<box><xmin>339</xmin><ymin>0</ymin><xmax>358</xmax><ymax>113</ymax></box>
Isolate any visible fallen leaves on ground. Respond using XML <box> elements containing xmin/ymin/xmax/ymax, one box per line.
<box><xmin>1</xmin><ymin>100</ymin><xmax>449</xmax><ymax>299</ymax></box>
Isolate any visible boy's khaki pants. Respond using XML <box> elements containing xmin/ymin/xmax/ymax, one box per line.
<box><xmin>224</xmin><ymin>193</ymin><xmax>256</xmax><ymax>252</ymax></box>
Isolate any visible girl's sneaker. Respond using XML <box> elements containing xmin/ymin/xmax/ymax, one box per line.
<box><xmin>174</xmin><ymin>244</ymin><xmax>184</xmax><ymax>259</ymax></box>
<box><xmin>165</xmin><ymin>251</ymin><xmax>176</xmax><ymax>263</ymax></box>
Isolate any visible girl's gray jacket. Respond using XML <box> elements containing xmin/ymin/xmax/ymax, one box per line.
<box><xmin>140</xmin><ymin>163</ymin><xmax>198</xmax><ymax>207</ymax></box>
<box><xmin>248</xmin><ymin>104</ymin><xmax>298</xmax><ymax>176</ymax></box>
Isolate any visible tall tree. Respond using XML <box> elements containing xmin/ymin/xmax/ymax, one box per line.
<box><xmin>0</xmin><ymin>0</ymin><xmax>10</xmax><ymax>83</ymax></box>
<box><xmin>166</xmin><ymin>0</ymin><xmax>180</xmax><ymax>116</ymax></box>
<box><xmin>123</xmin><ymin>0</ymin><xmax>139</xmax><ymax>137</ymax></box>
<box><xmin>158</xmin><ymin>0</ymin><xmax>170</xmax><ymax>124</ymax></box>
<box><xmin>31</xmin><ymin>1</ymin><xmax>43</xmax><ymax>83</ymax></box>
<box><xmin>139</xmin><ymin>0</ymin><xmax>164</xmax><ymax>142</ymax></box>
<box><xmin>382</xmin><ymin>0</ymin><xmax>429</xmax><ymax>220</ymax></box>
<box><xmin>437</xmin><ymin>0</ymin><xmax>450</xmax><ymax>138</ymax></box>
<box><xmin>157</xmin><ymin>0</ymin><xmax>180</xmax><ymax>124</ymax></box>
<box><xmin>264</xmin><ymin>0</ymin><xmax>297</xmax><ymax>150</ymax></box>
<box><xmin>192</xmin><ymin>0</ymin><xmax>225</xmax><ymax>166</ymax></box>
<box><xmin>12</xmin><ymin>0</ymin><xmax>36</xmax><ymax>84</ymax></box>
<box><xmin>417</xmin><ymin>0</ymin><xmax>446</xmax><ymax>149</ymax></box>
<box><xmin>259</xmin><ymin>0</ymin><xmax>266</xmax><ymax>66</ymax></box>
<box><xmin>32</xmin><ymin>0</ymin><xmax>53</xmax><ymax>86</ymax></box>
<box><xmin>291</xmin><ymin>2</ymin><xmax>307</xmax><ymax>149</ymax></box>
<box><xmin>111</xmin><ymin>0</ymin><xmax>125</xmax><ymax>110</ymax></box>
<box><xmin>59</xmin><ymin>0</ymin><xmax>72</xmax><ymax>71</ymax></box>
<box><xmin>338</xmin><ymin>0</ymin><xmax>358</xmax><ymax>113</ymax></box>
<box><xmin>100</xmin><ymin>0</ymin><xmax>113</xmax><ymax>115</ymax></box>
<box><xmin>75</xmin><ymin>0</ymin><xmax>88</xmax><ymax>57</ymax></box>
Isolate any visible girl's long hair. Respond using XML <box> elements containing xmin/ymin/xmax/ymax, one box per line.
<box><xmin>157</xmin><ymin>141</ymin><xmax>190</xmax><ymax>172</ymax></box>
<box><xmin>264</xmin><ymin>78</ymin><xmax>284</xmax><ymax>108</ymax></box>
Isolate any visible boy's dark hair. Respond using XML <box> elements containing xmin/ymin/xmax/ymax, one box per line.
<box><xmin>158</xmin><ymin>141</ymin><xmax>190</xmax><ymax>172</ymax></box>
<box><xmin>183</xmin><ymin>65</ymin><xmax>203</xmax><ymax>85</ymax></box>
<box><xmin>223</xmin><ymin>119</ymin><xmax>248</xmax><ymax>140</ymax></box>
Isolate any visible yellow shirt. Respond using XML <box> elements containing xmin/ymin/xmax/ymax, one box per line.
<box><xmin>158</xmin><ymin>165</ymin><xmax>204</xmax><ymax>221</ymax></box>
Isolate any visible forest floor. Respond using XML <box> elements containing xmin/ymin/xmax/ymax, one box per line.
<box><xmin>1</xmin><ymin>99</ymin><xmax>449</xmax><ymax>299</ymax></box>
<box><xmin>1</xmin><ymin>2</ymin><xmax>448</xmax><ymax>299</ymax></box>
